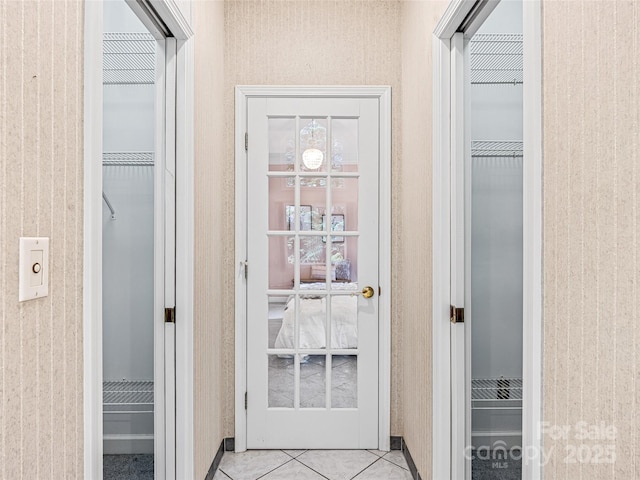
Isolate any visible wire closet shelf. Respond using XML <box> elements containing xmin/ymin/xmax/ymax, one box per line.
<box><xmin>103</xmin><ymin>152</ymin><xmax>155</xmax><ymax>167</ymax></box>
<box><xmin>471</xmin><ymin>141</ymin><xmax>523</xmax><ymax>158</ymax></box>
<box><xmin>470</xmin><ymin>33</ymin><xmax>523</xmax><ymax>85</ymax></box>
<box><xmin>103</xmin><ymin>381</ymin><xmax>154</xmax><ymax>414</ymax></box>
<box><xmin>101</xmin><ymin>153</ymin><xmax>154</xmax><ymax>219</ymax></box>
<box><xmin>103</xmin><ymin>32</ymin><xmax>155</xmax><ymax>85</ymax></box>
<box><xmin>472</xmin><ymin>377</ymin><xmax>522</xmax><ymax>411</ymax></box>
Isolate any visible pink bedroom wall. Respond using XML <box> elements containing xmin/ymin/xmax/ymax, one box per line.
<box><xmin>268</xmin><ymin>179</ymin><xmax>359</xmax><ymax>289</ymax></box>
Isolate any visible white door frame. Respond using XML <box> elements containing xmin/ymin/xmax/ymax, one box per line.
<box><xmin>234</xmin><ymin>85</ymin><xmax>392</xmax><ymax>452</ymax></box>
<box><xmin>431</xmin><ymin>1</ymin><xmax>543</xmax><ymax>479</ymax></box>
<box><xmin>83</xmin><ymin>2</ymin><xmax>195</xmax><ymax>479</ymax></box>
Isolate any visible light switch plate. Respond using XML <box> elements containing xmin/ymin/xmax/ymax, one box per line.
<box><xmin>19</xmin><ymin>237</ymin><xmax>49</xmax><ymax>302</ymax></box>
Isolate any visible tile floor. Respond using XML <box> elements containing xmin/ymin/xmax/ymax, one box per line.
<box><xmin>213</xmin><ymin>449</ymin><xmax>413</xmax><ymax>480</ymax></box>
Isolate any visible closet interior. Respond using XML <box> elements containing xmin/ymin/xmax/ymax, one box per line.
<box><xmin>102</xmin><ymin>0</ymin><xmax>156</xmax><ymax>469</ymax></box>
<box><xmin>468</xmin><ymin>0</ymin><xmax>524</xmax><ymax>458</ymax></box>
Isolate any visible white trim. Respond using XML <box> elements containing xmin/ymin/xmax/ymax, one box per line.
<box><xmin>174</xmin><ymin>35</ymin><xmax>195</xmax><ymax>480</ymax></box>
<box><xmin>450</xmin><ymin>31</ymin><xmax>468</xmax><ymax>480</ymax></box>
<box><xmin>150</xmin><ymin>0</ymin><xmax>194</xmax><ymax>39</ymax></box>
<box><xmin>460</xmin><ymin>1</ymin><xmax>500</xmax><ymax>39</ymax></box>
<box><xmin>433</xmin><ymin>0</ymin><xmax>477</xmax><ymax>39</ymax></box>
<box><xmin>432</xmin><ymin>2</ymin><xmax>544</xmax><ymax>479</ymax></box>
<box><xmin>433</xmin><ymin>0</ymin><xmax>499</xmax><ymax>39</ymax></box>
<box><xmin>83</xmin><ymin>1</ymin><xmax>103</xmax><ymax>478</ymax></box>
<box><xmin>164</xmin><ymin>323</ymin><xmax>176</xmax><ymax>478</ymax></box>
<box><xmin>127</xmin><ymin>0</ymin><xmax>194</xmax><ymax>40</ymax></box>
<box><xmin>235</xmin><ymin>85</ymin><xmax>391</xmax><ymax>98</ymax></box>
<box><xmin>377</xmin><ymin>87</ymin><xmax>392</xmax><ymax>453</ymax></box>
<box><xmin>431</xmin><ymin>35</ymin><xmax>452</xmax><ymax>480</ymax></box>
<box><xmin>234</xmin><ymin>87</ymin><xmax>249</xmax><ymax>453</ymax></box>
<box><xmin>125</xmin><ymin>0</ymin><xmax>170</xmax><ymax>39</ymax></box>
<box><xmin>153</xmin><ymin>37</ymin><xmax>169</xmax><ymax>480</ymax></box>
<box><xmin>462</xmin><ymin>31</ymin><xmax>474</xmax><ymax>480</ymax></box>
<box><xmin>522</xmin><ymin>1</ymin><xmax>544</xmax><ymax>478</ymax></box>
<box><xmin>234</xmin><ymin>85</ymin><xmax>392</xmax><ymax>452</ymax></box>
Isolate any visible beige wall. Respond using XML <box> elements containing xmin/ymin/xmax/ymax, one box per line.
<box><xmin>4</xmin><ymin>2</ymin><xmax>637</xmax><ymax>479</ymax></box>
<box><xmin>0</xmin><ymin>0</ymin><xmax>84</xmax><ymax>478</ymax></box>
<box><xmin>222</xmin><ymin>0</ymin><xmax>404</xmax><ymax>437</ymax></box>
<box><xmin>399</xmin><ymin>1</ymin><xmax>447</xmax><ymax>477</ymax></box>
<box><xmin>542</xmin><ymin>0</ymin><xmax>640</xmax><ymax>478</ymax></box>
<box><xmin>193</xmin><ymin>0</ymin><xmax>226</xmax><ymax>478</ymax></box>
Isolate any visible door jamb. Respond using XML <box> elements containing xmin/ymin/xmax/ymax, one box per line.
<box><xmin>173</xmin><ymin>32</ymin><xmax>196</xmax><ymax>480</ymax></box>
<box><xmin>83</xmin><ymin>3</ymin><xmax>103</xmax><ymax>478</ymax></box>
<box><xmin>234</xmin><ymin>85</ymin><xmax>392</xmax><ymax>452</ymax></box>
<box><xmin>431</xmin><ymin>1</ymin><xmax>543</xmax><ymax>478</ymax></box>
<box><xmin>521</xmin><ymin>2</ymin><xmax>544</xmax><ymax>478</ymax></box>
<box><xmin>83</xmin><ymin>3</ymin><xmax>195</xmax><ymax>479</ymax></box>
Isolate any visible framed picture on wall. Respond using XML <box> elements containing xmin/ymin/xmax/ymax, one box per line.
<box><xmin>286</xmin><ymin>205</ymin><xmax>312</xmax><ymax>231</ymax></box>
<box><xmin>322</xmin><ymin>214</ymin><xmax>345</xmax><ymax>243</ymax></box>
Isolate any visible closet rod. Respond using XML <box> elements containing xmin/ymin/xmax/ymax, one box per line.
<box><xmin>472</xmin><ymin>154</ymin><xmax>523</xmax><ymax>158</ymax></box>
<box><xmin>471</xmin><ymin>140</ymin><xmax>523</xmax><ymax>158</ymax></box>
<box><xmin>103</xmin><ymin>192</ymin><xmax>116</xmax><ymax>220</ymax></box>
<box><xmin>102</xmin><ymin>161</ymin><xmax>155</xmax><ymax>166</ymax></box>
<box><xmin>103</xmin><ymin>152</ymin><xmax>154</xmax><ymax>166</ymax></box>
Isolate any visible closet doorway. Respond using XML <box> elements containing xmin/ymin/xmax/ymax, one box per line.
<box><xmin>454</xmin><ymin>2</ymin><xmax>524</xmax><ymax>476</ymax></box>
<box><xmin>235</xmin><ymin>87</ymin><xmax>392</xmax><ymax>451</ymax></box>
<box><xmin>85</xmin><ymin>1</ymin><xmax>194</xmax><ymax>479</ymax></box>
<box><xmin>432</xmin><ymin>0</ymin><xmax>543</xmax><ymax>479</ymax></box>
<box><xmin>101</xmin><ymin>1</ymin><xmax>176</xmax><ymax>478</ymax></box>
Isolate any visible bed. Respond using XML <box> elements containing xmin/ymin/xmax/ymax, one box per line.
<box><xmin>274</xmin><ymin>282</ymin><xmax>359</xmax><ymax>350</ymax></box>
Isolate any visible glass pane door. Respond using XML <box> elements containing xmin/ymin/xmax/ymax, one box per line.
<box><xmin>266</xmin><ymin>116</ymin><xmax>360</xmax><ymax>411</ymax></box>
<box><xmin>246</xmin><ymin>96</ymin><xmax>380</xmax><ymax>449</ymax></box>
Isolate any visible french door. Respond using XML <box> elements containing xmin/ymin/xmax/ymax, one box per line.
<box><xmin>245</xmin><ymin>95</ymin><xmax>381</xmax><ymax>448</ymax></box>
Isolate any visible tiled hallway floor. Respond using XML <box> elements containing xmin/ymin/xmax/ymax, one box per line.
<box><xmin>213</xmin><ymin>449</ymin><xmax>413</xmax><ymax>480</ymax></box>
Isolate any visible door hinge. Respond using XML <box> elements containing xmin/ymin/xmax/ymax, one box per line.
<box><xmin>164</xmin><ymin>307</ymin><xmax>176</xmax><ymax>324</ymax></box>
<box><xmin>245</xmin><ymin>132</ymin><xmax>248</xmax><ymax>151</ymax></box>
<box><xmin>242</xmin><ymin>260</ymin><xmax>248</xmax><ymax>279</ymax></box>
<box><xmin>450</xmin><ymin>305</ymin><xmax>464</xmax><ymax>324</ymax></box>
<box><xmin>244</xmin><ymin>392</ymin><xmax>248</xmax><ymax>410</ymax></box>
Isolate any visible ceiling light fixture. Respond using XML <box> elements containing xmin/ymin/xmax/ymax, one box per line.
<box><xmin>302</xmin><ymin>148</ymin><xmax>324</xmax><ymax>170</ymax></box>
<box><xmin>300</xmin><ymin>119</ymin><xmax>326</xmax><ymax>170</ymax></box>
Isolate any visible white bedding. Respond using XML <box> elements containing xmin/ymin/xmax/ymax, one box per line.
<box><xmin>274</xmin><ymin>295</ymin><xmax>358</xmax><ymax>350</ymax></box>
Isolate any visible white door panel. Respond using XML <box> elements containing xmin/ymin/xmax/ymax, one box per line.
<box><xmin>246</xmin><ymin>96</ymin><xmax>380</xmax><ymax>449</ymax></box>
<box><xmin>450</xmin><ymin>31</ymin><xmax>471</xmax><ymax>480</ymax></box>
<box><xmin>154</xmin><ymin>36</ymin><xmax>176</xmax><ymax>480</ymax></box>
<box><xmin>161</xmin><ymin>37</ymin><xmax>177</xmax><ymax>480</ymax></box>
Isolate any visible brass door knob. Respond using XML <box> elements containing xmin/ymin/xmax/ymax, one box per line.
<box><xmin>351</xmin><ymin>286</ymin><xmax>376</xmax><ymax>298</ymax></box>
<box><xmin>361</xmin><ymin>286</ymin><xmax>375</xmax><ymax>298</ymax></box>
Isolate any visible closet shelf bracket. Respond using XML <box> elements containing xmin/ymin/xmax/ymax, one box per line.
<box><xmin>102</xmin><ymin>192</ymin><xmax>116</xmax><ymax>220</ymax></box>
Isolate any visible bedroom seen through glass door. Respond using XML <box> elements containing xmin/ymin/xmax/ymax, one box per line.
<box><xmin>246</xmin><ymin>96</ymin><xmax>380</xmax><ymax>448</ymax></box>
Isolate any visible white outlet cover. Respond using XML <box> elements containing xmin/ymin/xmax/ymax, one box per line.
<box><xmin>19</xmin><ymin>237</ymin><xmax>49</xmax><ymax>302</ymax></box>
